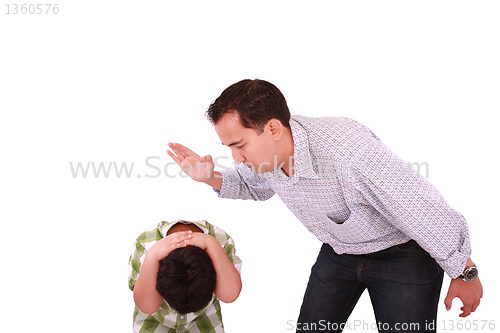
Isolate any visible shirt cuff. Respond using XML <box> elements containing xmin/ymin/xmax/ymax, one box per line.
<box><xmin>212</xmin><ymin>169</ymin><xmax>239</xmax><ymax>199</ymax></box>
<box><xmin>436</xmin><ymin>238</ymin><xmax>471</xmax><ymax>279</ymax></box>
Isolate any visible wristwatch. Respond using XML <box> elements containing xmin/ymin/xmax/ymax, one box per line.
<box><xmin>459</xmin><ymin>266</ymin><xmax>478</xmax><ymax>282</ymax></box>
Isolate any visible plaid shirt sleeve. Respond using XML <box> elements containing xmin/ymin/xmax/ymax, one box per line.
<box><xmin>128</xmin><ymin>241</ymin><xmax>145</xmax><ymax>291</ymax></box>
<box><xmin>208</xmin><ymin>222</ymin><xmax>242</xmax><ymax>274</ymax></box>
<box><xmin>128</xmin><ymin>225</ymin><xmax>163</xmax><ymax>291</ymax></box>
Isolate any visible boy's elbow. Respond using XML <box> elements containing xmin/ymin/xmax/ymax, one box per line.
<box><xmin>218</xmin><ymin>290</ymin><xmax>241</xmax><ymax>303</ymax></box>
<box><xmin>134</xmin><ymin>290</ymin><xmax>162</xmax><ymax>315</ymax></box>
<box><xmin>141</xmin><ymin>307</ymin><xmax>158</xmax><ymax>315</ymax></box>
<box><xmin>136</xmin><ymin>301</ymin><xmax>161</xmax><ymax>315</ymax></box>
<box><xmin>217</xmin><ymin>280</ymin><xmax>242</xmax><ymax>303</ymax></box>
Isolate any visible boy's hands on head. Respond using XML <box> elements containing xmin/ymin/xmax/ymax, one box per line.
<box><xmin>184</xmin><ymin>232</ymin><xmax>213</xmax><ymax>251</ymax></box>
<box><xmin>133</xmin><ymin>231</ymin><xmax>193</xmax><ymax>315</ymax></box>
<box><xmin>148</xmin><ymin>231</ymin><xmax>193</xmax><ymax>262</ymax></box>
<box><xmin>186</xmin><ymin>233</ymin><xmax>242</xmax><ymax>303</ymax></box>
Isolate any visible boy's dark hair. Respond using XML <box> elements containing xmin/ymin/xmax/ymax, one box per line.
<box><xmin>157</xmin><ymin>245</ymin><xmax>216</xmax><ymax>314</ymax></box>
<box><xmin>206</xmin><ymin>79</ymin><xmax>291</xmax><ymax>133</ymax></box>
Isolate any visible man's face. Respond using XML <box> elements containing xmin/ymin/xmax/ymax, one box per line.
<box><xmin>214</xmin><ymin>113</ymin><xmax>280</xmax><ymax>173</ymax></box>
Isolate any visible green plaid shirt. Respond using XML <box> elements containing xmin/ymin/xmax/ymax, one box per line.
<box><xmin>128</xmin><ymin>220</ymin><xmax>242</xmax><ymax>333</ymax></box>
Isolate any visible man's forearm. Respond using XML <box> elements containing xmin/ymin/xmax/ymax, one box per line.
<box><xmin>465</xmin><ymin>258</ymin><xmax>475</xmax><ymax>268</ymax></box>
<box><xmin>204</xmin><ymin>171</ymin><xmax>223</xmax><ymax>191</ymax></box>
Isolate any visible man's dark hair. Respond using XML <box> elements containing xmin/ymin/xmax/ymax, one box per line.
<box><xmin>157</xmin><ymin>245</ymin><xmax>216</xmax><ymax>314</ymax></box>
<box><xmin>206</xmin><ymin>79</ymin><xmax>291</xmax><ymax>133</ymax></box>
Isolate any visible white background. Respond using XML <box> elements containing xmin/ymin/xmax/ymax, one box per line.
<box><xmin>1</xmin><ymin>1</ymin><xmax>499</xmax><ymax>332</ymax></box>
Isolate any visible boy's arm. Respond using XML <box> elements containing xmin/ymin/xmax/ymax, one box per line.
<box><xmin>133</xmin><ymin>231</ymin><xmax>193</xmax><ymax>314</ymax></box>
<box><xmin>185</xmin><ymin>233</ymin><xmax>242</xmax><ymax>303</ymax></box>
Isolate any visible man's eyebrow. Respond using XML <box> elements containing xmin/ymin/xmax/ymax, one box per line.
<box><xmin>222</xmin><ymin>139</ymin><xmax>243</xmax><ymax>147</ymax></box>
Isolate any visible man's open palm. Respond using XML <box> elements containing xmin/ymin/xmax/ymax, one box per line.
<box><xmin>167</xmin><ymin>142</ymin><xmax>215</xmax><ymax>182</ymax></box>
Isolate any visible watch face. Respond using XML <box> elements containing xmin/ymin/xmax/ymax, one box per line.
<box><xmin>464</xmin><ymin>267</ymin><xmax>478</xmax><ymax>281</ymax></box>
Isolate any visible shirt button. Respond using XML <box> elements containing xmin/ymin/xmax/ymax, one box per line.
<box><xmin>180</xmin><ymin>316</ymin><xmax>184</xmax><ymax>319</ymax></box>
<box><xmin>301</xmin><ymin>206</ymin><xmax>306</xmax><ymax>209</ymax></box>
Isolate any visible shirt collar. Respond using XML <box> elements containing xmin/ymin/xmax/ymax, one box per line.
<box><xmin>159</xmin><ymin>220</ymin><xmax>209</xmax><ymax>238</ymax></box>
<box><xmin>290</xmin><ymin>118</ymin><xmax>319</xmax><ymax>179</ymax></box>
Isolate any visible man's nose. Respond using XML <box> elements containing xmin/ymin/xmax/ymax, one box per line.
<box><xmin>231</xmin><ymin>151</ymin><xmax>245</xmax><ymax>164</ymax></box>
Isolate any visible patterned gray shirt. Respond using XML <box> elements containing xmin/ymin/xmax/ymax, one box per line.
<box><xmin>215</xmin><ymin>115</ymin><xmax>471</xmax><ymax>279</ymax></box>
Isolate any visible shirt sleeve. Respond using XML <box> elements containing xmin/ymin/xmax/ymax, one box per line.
<box><xmin>127</xmin><ymin>239</ymin><xmax>147</xmax><ymax>291</ymax></box>
<box><xmin>224</xmin><ymin>235</ymin><xmax>243</xmax><ymax>274</ymax></box>
<box><xmin>352</xmin><ymin>135</ymin><xmax>471</xmax><ymax>279</ymax></box>
<box><xmin>214</xmin><ymin>163</ymin><xmax>275</xmax><ymax>201</ymax></box>
<box><xmin>211</xmin><ymin>224</ymin><xmax>243</xmax><ymax>274</ymax></box>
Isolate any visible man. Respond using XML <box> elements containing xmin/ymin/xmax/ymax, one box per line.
<box><xmin>167</xmin><ymin>79</ymin><xmax>482</xmax><ymax>332</ymax></box>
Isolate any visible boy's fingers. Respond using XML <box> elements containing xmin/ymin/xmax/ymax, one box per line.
<box><xmin>183</xmin><ymin>239</ymin><xmax>198</xmax><ymax>248</ymax></box>
<box><xmin>164</xmin><ymin>231</ymin><xmax>192</xmax><ymax>245</ymax></box>
<box><xmin>171</xmin><ymin>241</ymin><xmax>185</xmax><ymax>249</ymax></box>
<box><xmin>172</xmin><ymin>231</ymin><xmax>193</xmax><ymax>242</ymax></box>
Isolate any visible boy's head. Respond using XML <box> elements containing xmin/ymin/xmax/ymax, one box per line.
<box><xmin>206</xmin><ymin>78</ymin><xmax>291</xmax><ymax>134</ymax></box>
<box><xmin>157</xmin><ymin>245</ymin><xmax>216</xmax><ymax>314</ymax></box>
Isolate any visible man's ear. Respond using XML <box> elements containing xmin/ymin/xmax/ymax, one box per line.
<box><xmin>266</xmin><ymin>119</ymin><xmax>283</xmax><ymax>140</ymax></box>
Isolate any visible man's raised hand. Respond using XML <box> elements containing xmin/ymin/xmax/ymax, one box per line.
<box><xmin>167</xmin><ymin>142</ymin><xmax>215</xmax><ymax>182</ymax></box>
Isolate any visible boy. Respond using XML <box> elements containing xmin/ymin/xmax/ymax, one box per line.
<box><xmin>167</xmin><ymin>79</ymin><xmax>483</xmax><ymax>332</ymax></box>
<box><xmin>128</xmin><ymin>220</ymin><xmax>242</xmax><ymax>333</ymax></box>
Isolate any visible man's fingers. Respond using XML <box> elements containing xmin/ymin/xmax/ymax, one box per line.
<box><xmin>201</xmin><ymin>154</ymin><xmax>213</xmax><ymax>164</ymax></box>
<box><xmin>167</xmin><ymin>149</ymin><xmax>182</xmax><ymax>165</ymax></box>
<box><xmin>167</xmin><ymin>143</ymin><xmax>188</xmax><ymax>160</ymax></box>
<box><xmin>168</xmin><ymin>142</ymin><xmax>197</xmax><ymax>158</ymax></box>
<box><xmin>444</xmin><ymin>293</ymin><xmax>455</xmax><ymax>311</ymax></box>
<box><xmin>471</xmin><ymin>299</ymin><xmax>480</xmax><ymax>312</ymax></box>
<box><xmin>459</xmin><ymin>304</ymin><xmax>472</xmax><ymax>317</ymax></box>
<box><xmin>168</xmin><ymin>151</ymin><xmax>196</xmax><ymax>175</ymax></box>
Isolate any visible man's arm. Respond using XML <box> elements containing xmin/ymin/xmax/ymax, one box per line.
<box><xmin>444</xmin><ymin>258</ymin><xmax>483</xmax><ymax>317</ymax></box>
<box><xmin>206</xmin><ymin>171</ymin><xmax>223</xmax><ymax>191</ymax></box>
<box><xmin>353</xmin><ymin>134</ymin><xmax>483</xmax><ymax>316</ymax></box>
<box><xmin>167</xmin><ymin>142</ymin><xmax>275</xmax><ymax>200</ymax></box>
<box><xmin>185</xmin><ymin>233</ymin><xmax>242</xmax><ymax>303</ymax></box>
<box><xmin>133</xmin><ymin>231</ymin><xmax>193</xmax><ymax>314</ymax></box>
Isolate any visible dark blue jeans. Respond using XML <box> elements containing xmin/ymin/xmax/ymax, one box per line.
<box><xmin>297</xmin><ymin>241</ymin><xmax>444</xmax><ymax>332</ymax></box>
